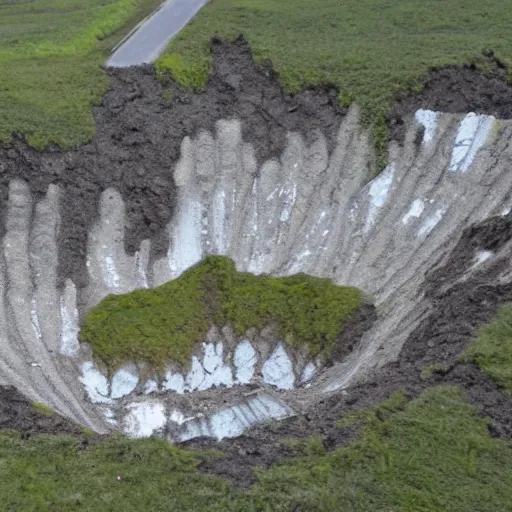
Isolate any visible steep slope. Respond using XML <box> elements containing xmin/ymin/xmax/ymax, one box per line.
<box><xmin>0</xmin><ymin>89</ymin><xmax>511</xmax><ymax>439</ymax></box>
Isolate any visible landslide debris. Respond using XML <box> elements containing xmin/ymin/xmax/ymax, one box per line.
<box><xmin>0</xmin><ymin>39</ymin><xmax>343</xmax><ymax>289</ymax></box>
<box><xmin>0</xmin><ymin>386</ymin><xmax>83</xmax><ymax>436</ymax></box>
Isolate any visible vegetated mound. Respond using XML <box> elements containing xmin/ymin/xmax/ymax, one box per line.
<box><xmin>80</xmin><ymin>255</ymin><xmax>367</xmax><ymax>370</ymax></box>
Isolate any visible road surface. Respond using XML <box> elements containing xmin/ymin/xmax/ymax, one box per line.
<box><xmin>106</xmin><ymin>0</ymin><xmax>209</xmax><ymax>67</ymax></box>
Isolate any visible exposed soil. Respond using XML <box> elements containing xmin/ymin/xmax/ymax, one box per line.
<box><xmin>388</xmin><ymin>62</ymin><xmax>512</xmax><ymax>143</ymax></box>
<box><xmin>0</xmin><ymin>385</ymin><xmax>84</xmax><ymax>437</ymax></box>
<box><xmin>330</xmin><ymin>303</ymin><xmax>377</xmax><ymax>364</ymax></box>
<box><xmin>1</xmin><ymin>40</ymin><xmax>511</xmax><ymax>290</ymax></box>
<box><xmin>189</xmin><ymin>213</ymin><xmax>512</xmax><ymax>487</ymax></box>
<box><xmin>0</xmin><ymin>37</ymin><xmax>343</xmax><ymax>288</ymax></box>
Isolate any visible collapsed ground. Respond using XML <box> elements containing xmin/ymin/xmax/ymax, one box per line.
<box><xmin>1</xmin><ymin>35</ymin><xmax>512</xmax><ymax>490</ymax></box>
<box><xmin>2</xmin><ymin>38</ymin><xmax>512</xmax><ymax>294</ymax></box>
<box><xmin>2</xmin><ymin>0</ymin><xmax>512</xmax><ymax>508</ymax></box>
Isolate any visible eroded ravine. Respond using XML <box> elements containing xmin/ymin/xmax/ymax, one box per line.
<box><xmin>1</xmin><ymin>93</ymin><xmax>512</xmax><ymax>439</ymax></box>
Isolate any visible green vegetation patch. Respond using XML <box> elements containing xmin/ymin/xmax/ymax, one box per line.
<box><xmin>241</xmin><ymin>386</ymin><xmax>512</xmax><ymax>511</ymax></box>
<box><xmin>80</xmin><ymin>255</ymin><xmax>363</xmax><ymax>370</ymax></box>
<box><xmin>0</xmin><ymin>433</ymin><xmax>233</xmax><ymax>511</ymax></box>
<box><xmin>464</xmin><ymin>303</ymin><xmax>512</xmax><ymax>393</ymax></box>
<box><xmin>158</xmin><ymin>0</ymin><xmax>512</xmax><ymax>170</ymax></box>
<box><xmin>31</xmin><ymin>402</ymin><xmax>55</xmax><ymax>416</ymax></box>
<box><xmin>2</xmin><ymin>386</ymin><xmax>512</xmax><ymax>510</ymax></box>
<box><xmin>0</xmin><ymin>0</ymin><xmax>161</xmax><ymax>148</ymax></box>
<box><xmin>420</xmin><ymin>362</ymin><xmax>451</xmax><ymax>380</ymax></box>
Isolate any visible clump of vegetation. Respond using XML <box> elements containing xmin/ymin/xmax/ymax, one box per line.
<box><xmin>80</xmin><ymin>255</ymin><xmax>363</xmax><ymax>370</ymax></box>
<box><xmin>0</xmin><ymin>0</ymin><xmax>161</xmax><ymax>148</ymax></box>
<box><xmin>31</xmin><ymin>402</ymin><xmax>55</xmax><ymax>416</ymax></box>
<box><xmin>2</xmin><ymin>386</ymin><xmax>512</xmax><ymax>510</ymax></box>
<box><xmin>420</xmin><ymin>362</ymin><xmax>451</xmax><ymax>380</ymax></box>
<box><xmin>158</xmin><ymin>0</ymin><xmax>512</xmax><ymax>171</ymax></box>
<box><xmin>464</xmin><ymin>304</ymin><xmax>512</xmax><ymax>393</ymax></box>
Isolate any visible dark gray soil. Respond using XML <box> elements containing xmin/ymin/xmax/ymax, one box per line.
<box><xmin>0</xmin><ymin>385</ymin><xmax>83</xmax><ymax>437</ymax></box>
<box><xmin>190</xmin><ymin>213</ymin><xmax>512</xmax><ymax>486</ymax></box>
<box><xmin>388</xmin><ymin>61</ymin><xmax>512</xmax><ymax>143</ymax></box>
<box><xmin>0</xmin><ymin>37</ymin><xmax>343</xmax><ymax>289</ymax></box>
<box><xmin>330</xmin><ymin>302</ymin><xmax>377</xmax><ymax>364</ymax></box>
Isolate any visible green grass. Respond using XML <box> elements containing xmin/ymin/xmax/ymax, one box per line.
<box><xmin>0</xmin><ymin>0</ymin><xmax>162</xmax><ymax>149</ymax></box>
<box><xmin>80</xmin><ymin>255</ymin><xmax>363</xmax><ymax>370</ymax></box>
<box><xmin>0</xmin><ymin>433</ymin><xmax>233</xmax><ymax>511</ymax></box>
<box><xmin>240</xmin><ymin>386</ymin><xmax>512</xmax><ymax>511</ymax></box>
<box><xmin>31</xmin><ymin>402</ymin><xmax>55</xmax><ymax>416</ymax></box>
<box><xmin>158</xmin><ymin>0</ymin><xmax>512</xmax><ymax>170</ymax></box>
<box><xmin>2</xmin><ymin>386</ymin><xmax>512</xmax><ymax>510</ymax></box>
<box><xmin>464</xmin><ymin>304</ymin><xmax>512</xmax><ymax>393</ymax></box>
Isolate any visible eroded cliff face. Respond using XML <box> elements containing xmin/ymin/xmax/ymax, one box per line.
<box><xmin>0</xmin><ymin>40</ymin><xmax>344</xmax><ymax>290</ymax></box>
<box><xmin>1</xmin><ymin>103</ymin><xmax>512</xmax><ymax>440</ymax></box>
<box><xmin>1</xmin><ymin>41</ymin><xmax>512</xmax><ymax>440</ymax></box>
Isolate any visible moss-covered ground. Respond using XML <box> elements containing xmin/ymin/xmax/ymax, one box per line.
<box><xmin>2</xmin><ymin>386</ymin><xmax>512</xmax><ymax>510</ymax></box>
<box><xmin>464</xmin><ymin>303</ymin><xmax>512</xmax><ymax>393</ymax></box>
<box><xmin>80</xmin><ymin>255</ymin><xmax>363</xmax><ymax>370</ymax></box>
<box><xmin>0</xmin><ymin>0</ymin><xmax>161</xmax><ymax>149</ymax></box>
<box><xmin>157</xmin><ymin>0</ymin><xmax>512</xmax><ymax>170</ymax></box>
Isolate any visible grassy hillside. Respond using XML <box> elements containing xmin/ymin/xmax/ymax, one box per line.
<box><xmin>1</xmin><ymin>387</ymin><xmax>511</xmax><ymax>510</ymax></box>
<box><xmin>158</xmin><ymin>0</ymin><xmax>512</xmax><ymax>168</ymax></box>
<box><xmin>0</xmin><ymin>0</ymin><xmax>161</xmax><ymax>149</ymax></box>
<box><xmin>80</xmin><ymin>255</ymin><xmax>363</xmax><ymax>370</ymax></box>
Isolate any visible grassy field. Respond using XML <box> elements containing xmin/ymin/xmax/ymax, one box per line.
<box><xmin>0</xmin><ymin>0</ymin><xmax>161</xmax><ymax>149</ymax></box>
<box><xmin>464</xmin><ymin>304</ymin><xmax>512</xmax><ymax>393</ymax></box>
<box><xmin>1</xmin><ymin>386</ymin><xmax>512</xmax><ymax>510</ymax></box>
<box><xmin>2</xmin><ymin>0</ymin><xmax>512</xmax><ymax>164</ymax></box>
<box><xmin>158</xmin><ymin>0</ymin><xmax>512</xmax><ymax>169</ymax></box>
<box><xmin>80</xmin><ymin>255</ymin><xmax>362</xmax><ymax>370</ymax></box>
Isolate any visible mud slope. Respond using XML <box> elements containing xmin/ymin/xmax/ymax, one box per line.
<box><xmin>1</xmin><ymin>43</ymin><xmax>512</xmax><ymax>440</ymax></box>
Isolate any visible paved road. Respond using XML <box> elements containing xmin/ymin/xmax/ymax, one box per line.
<box><xmin>106</xmin><ymin>0</ymin><xmax>209</xmax><ymax>68</ymax></box>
